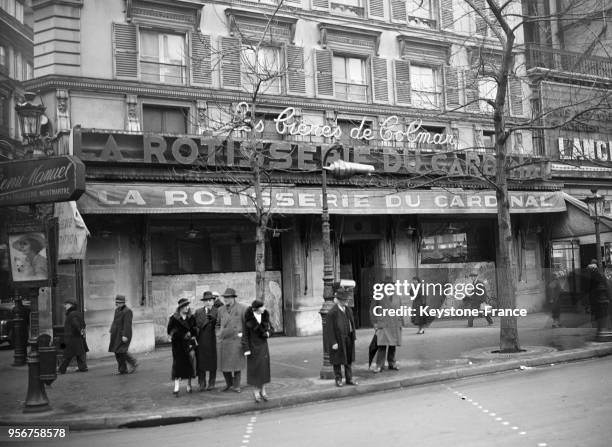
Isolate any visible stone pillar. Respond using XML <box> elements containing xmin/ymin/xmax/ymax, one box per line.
<box><xmin>126</xmin><ymin>95</ymin><xmax>140</xmax><ymax>132</ymax></box>
<box><xmin>56</xmin><ymin>89</ymin><xmax>71</xmax><ymax>155</ymax></box>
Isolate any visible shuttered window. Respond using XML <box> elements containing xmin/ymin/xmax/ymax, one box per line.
<box><xmin>440</xmin><ymin>0</ymin><xmax>454</xmax><ymax>29</ymax></box>
<box><xmin>242</xmin><ymin>45</ymin><xmax>282</xmax><ymax>95</ymax></box>
<box><xmin>221</xmin><ymin>37</ymin><xmax>241</xmax><ymax>89</ymax></box>
<box><xmin>191</xmin><ymin>32</ymin><xmax>212</xmax><ymax>86</ymax></box>
<box><xmin>509</xmin><ymin>76</ymin><xmax>524</xmax><ymax>116</ymax></box>
<box><xmin>315</xmin><ymin>49</ymin><xmax>334</xmax><ymax>98</ymax></box>
<box><xmin>286</xmin><ymin>45</ymin><xmax>306</xmax><ymax>95</ymax></box>
<box><xmin>113</xmin><ymin>23</ymin><xmax>138</xmax><ymax>80</ymax></box>
<box><xmin>444</xmin><ymin>66</ymin><xmax>461</xmax><ymax>110</ymax></box>
<box><xmin>390</xmin><ymin>0</ymin><xmax>407</xmax><ymax>22</ymax></box>
<box><xmin>371</xmin><ymin>57</ymin><xmax>389</xmax><ymax>103</ymax></box>
<box><xmin>394</xmin><ymin>59</ymin><xmax>411</xmax><ymax>105</ymax></box>
<box><xmin>368</xmin><ymin>0</ymin><xmax>384</xmax><ymax>18</ymax></box>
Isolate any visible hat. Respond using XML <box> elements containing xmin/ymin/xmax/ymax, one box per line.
<box><xmin>12</xmin><ymin>233</ymin><xmax>46</xmax><ymax>254</ymax></box>
<box><xmin>64</xmin><ymin>299</ymin><xmax>77</xmax><ymax>306</ymax></box>
<box><xmin>201</xmin><ymin>291</ymin><xmax>215</xmax><ymax>301</ymax></box>
<box><xmin>335</xmin><ymin>290</ymin><xmax>350</xmax><ymax>301</ymax></box>
<box><xmin>211</xmin><ymin>291</ymin><xmax>220</xmax><ymax>298</ymax></box>
<box><xmin>222</xmin><ymin>287</ymin><xmax>237</xmax><ymax>298</ymax></box>
<box><xmin>469</xmin><ymin>270</ymin><xmax>479</xmax><ymax>277</ymax></box>
<box><xmin>251</xmin><ymin>299</ymin><xmax>264</xmax><ymax>309</ymax></box>
<box><xmin>115</xmin><ymin>294</ymin><xmax>126</xmax><ymax>304</ymax></box>
<box><xmin>177</xmin><ymin>298</ymin><xmax>190</xmax><ymax>309</ymax></box>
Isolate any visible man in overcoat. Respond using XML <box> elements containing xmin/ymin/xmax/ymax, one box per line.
<box><xmin>108</xmin><ymin>294</ymin><xmax>138</xmax><ymax>374</ymax></box>
<box><xmin>216</xmin><ymin>287</ymin><xmax>247</xmax><ymax>392</ymax></box>
<box><xmin>370</xmin><ymin>277</ymin><xmax>402</xmax><ymax>372</ymax></box>
<box><xmin>465</xmin><ymin>271</ymin><xmax>494</xmax><ymax>327</ymax></box>
<box><xmin>588</xmin><ymin>260</ymin><xmax>610</xmax><ymax>333</ymax></box>
<box><xmin>195</xmin><ymin>291</ymin><xmax>218</xmax><ymax>391</ymax></box>
<box><xmin>58</xmin><ymin>299</ymin><xmax>88</xmax><ymax>373</ymax></box>
<box><xmin>325</xmin><ymin>288</ymin><xmax>357</xmax><ymax>387</ymax></box>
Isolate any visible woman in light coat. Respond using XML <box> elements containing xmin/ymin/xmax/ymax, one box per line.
<box><xmin>243</xmin><ymin>300</ymin><xmax>272</xmax><ymax>402</ymax></box>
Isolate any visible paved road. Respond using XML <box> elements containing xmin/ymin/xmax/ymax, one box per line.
<box><xmin>17</xmin><ymin>355</ymin><xmax>611</xmax><ymax>447</ymax></box>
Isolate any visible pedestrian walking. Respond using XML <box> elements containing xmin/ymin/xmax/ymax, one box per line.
<box><xmin>243</xmin><ymin>300</ymin><xmax>272</xmax><ymax>403</ymax></box>
<box><xmin>587</xmin><ymin>260</ymin><xmax>610</xmax><ymax>333</ymax></box>
<box><xmin>168</xmin><ymin>298</ymin><xmax>197</xmax><ymax>396</ymax></box>
<box><xmin>325</xmin><ymin>287</ymin><xmax>357</xmax><ymax>387</ymax></box>
<box><xmin>108</xmin><ymin>294</ymin><xmax>138</xmax><ymax>375</ymax></box>
<box><xmin>411</xmin><ymin>276</ymin><xmax>431</xmax><ymax>335</ymax></box>
<box><xmin>195</xmin><ymin>291</ymin><xmax>217</xmax><ymax>391</ymax></box>
<box><xmin>370</xmin><ymin>276</ymin><xmax>401</xmax><ymax>373</ymax></box>
<box><xmin>465</xmin><ymin>270</ymin><xmax>494</xmax><ymax>327</ymax></box>
<box><xmin>216</xmin><ymin>287</ymin><xmax>247</xmax><ymax>393</ymax></box>
<box><xmin>548</xmin><ymin>269</ymin><xmax>564</xmax><ymax>328</ymax></box>
<box><xmin>58</xmin><ymin>299</ymin><xmax>88</xmax><ymax>373</ymax></box>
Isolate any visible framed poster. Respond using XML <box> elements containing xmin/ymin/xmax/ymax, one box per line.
<box><xmin>8</xmin><ymin>223</ymin><xmax>51</xmax><ymax>287</ymax></box>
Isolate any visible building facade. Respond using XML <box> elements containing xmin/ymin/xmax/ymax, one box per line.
<box><xmin>22</xmin><ymin>0</ymin><xmax>570</xmax><ymax>356</ymax></box>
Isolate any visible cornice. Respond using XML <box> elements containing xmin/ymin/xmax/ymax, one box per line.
<box><xmin>26</xmin><ymin>75</ymin><xmax>516</xmax><ymax>126</ymax></box>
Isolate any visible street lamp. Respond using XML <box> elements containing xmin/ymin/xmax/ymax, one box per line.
<box><xmin>14</xmin><ymin>93</ymin><xmax>53</xmax><ymax>413</ymax></box>
<box><xmin>319</xmin><ymin>143</ymin><xmax>375</xmax><ymax>379</ymax></box>
<box><xmin>584</xmin><ymin>189</ymin><xmax>605</xmax><ymax>272</ymax></box>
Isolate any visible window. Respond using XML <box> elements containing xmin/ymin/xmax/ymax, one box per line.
<box><xmin>14</xmin><ymin>0</ymin><xmax>23</xmax><ymax>23</ymax></box>
<box><xmin>478</xmin><ymin>78</ymin><xmax>497</xmax><ymax>113</ymax></box>
<box><xmin>140</xmin><ymin>30</ymin><xmax>186</xmax><ymax>85</ymax></box>
<box><xmin>13</xmin><ymin>51</ymin><xmax>21</xmax><ymax>81</ymax></box>
<box><xmin>421</xmin><ymin>220</ymin><xmax>495</xmax><ymax>264</ymax></box>
<box><xmin>333</xmin><ymin>56</ymin><xmax>367</xmax><ymax>102</ymax></box>
<box><xmin>143</xmin><ymin>105</ymin><xmax>187</xmax><ymax>134</ymax></box>
<box><xmin>410</xmin><ymin>65</ymin><xmax>441</xmax><ymax>108</ymax></box>
<box><xmin>482</xmin><ymin>130</ymin><xmax>495</xmax><ymax>149</ymax></box>
<box><xmin>242</xmin><ymin>46</ymin><xmax>282</xmax><ymax>95</ymax></box>
<box><xmin>25</xmin><ymin>62</ymin><xmax>32</xmax><ymax>80</ymax></box>
<box><xmin>151</xmin><ymin>219</ymin><xmax>282</xmax><ymax>275</ymax></box>
<box><xmin>338</xmin><ymin>118</ymin><xmax>372</xmax><ymax>146</ymax></box>
<box><xmin>0</xmin><ymin>46</ymin><xmax>5</xmax><ymax>68</ymax></box>
<box><xmin>1</xmin><ymin>0</ymin><xmax>15</xmax><ymax>16</ymax></box>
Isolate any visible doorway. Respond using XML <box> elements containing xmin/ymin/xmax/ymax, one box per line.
<box><xmin>339</xmin><ymin>240</ymin><xmax>378</xmax><ymax>328</ymax></box>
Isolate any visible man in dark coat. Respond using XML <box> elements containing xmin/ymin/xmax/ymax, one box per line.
<box><xmin>588</xmin><ymin>260</ymin><xmax>610</xmax><ymax>333</ymax></box>
<box><xmin>325</xmin><ymin>289</ymin><xmax>357</xmax><ymax>387</ymax></box>
<box><xmin>58</xmin><ymin>299</ymin><xmax>88</xmax><ymax>373</ymax></box>
<box><xmin>216</xmin><ymin>287</ymin><xmax>247</xmax><ymax>392</ymax></box>
<box><xmin>195</xmin><ymin>291</ymin><xmax>218</xmax><ymax>391</ymax></box>
<box><xmin>465</xmin><ymin>271</ymin><xmax>494</xmax><ymax>327</ymax></box>
<box><xmin>108</xmin><ymin>294</ymin><xmax>138</xmax><ymax>374</ymax></box>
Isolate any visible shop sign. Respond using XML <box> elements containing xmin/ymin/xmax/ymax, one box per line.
<box><xmin>78</xmin><ymin>183</ymin><xmax>567</xmax><ymax>215</ymax></box>
<box><xmin>74</xmin><ymin>129</ymin><xmax>549</xmax><ymax>180</ymax></box>
<box><xmin>558</xmin><ymin>137</ymin><xmax>612</xmax><ymax>161</ymax></box>
<box><xmin>0</xmin><ymin>156</ymin><xmax>86</xmax><ymax>207</ymax></box>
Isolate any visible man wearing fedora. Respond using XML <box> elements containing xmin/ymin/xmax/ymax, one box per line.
<box><xmin>58</xmin><ymin>299</ymin><xmax>88</xmax><ymax>374</ymax></box>
<box><xmin>195</xmin><ymin>291</ymin><xmax>218</xmax><ymax>391</ymax></box>
<box><xmin>325</xmin><ymin>286</ymin><xmax>358</xmax><ymax>387</ymax></box>
<box><xmin>465</xmin><ymin>270</ymin><xmax>494</xmax><ymax>328</ymax></box>
<box><xmin>109</xmin><ymin>294</ymin><xmax>138</xmax><ymax>374</ymax></box>
<box><xmin>216</xmin><ymin>287</ymin><xmax>247</xmax><ymax>392</ymax></box>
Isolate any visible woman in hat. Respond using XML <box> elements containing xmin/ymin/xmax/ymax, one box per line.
<box><xmin>243</xmin><ymin>300</ymin><xmax>273</xmax><ymax>402</ymax></box>
<box><xmin>167</xmin><ymin>298</ymin><xmax>197</xmax><ymax>396</ymax></box>
<box><xmin>11</xmin><ymin>233</ymin><xmax>47</xmax><ymax>280</ymax></box>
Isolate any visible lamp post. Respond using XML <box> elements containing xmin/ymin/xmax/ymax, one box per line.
<box><xmin>584</xmin><ymin>189</ymin><xmax>605</xmax><ymax>272</ymax></box>
<box><xmin>584</xmin><ymin>189</ymin><xmax>612</xmax><ymax>342</ymax></box>
<box><xmin>14</xmin><ymin>92</ymin><xmax>52</xmax><ymax>412</ymax></box>
<box><xmin>319</xmin><ymin>143</ymin><xmax>375</xmax><ymax>379</ymax></box>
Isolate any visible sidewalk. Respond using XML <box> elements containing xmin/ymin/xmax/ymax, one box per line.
<box><xmin>1</xmin><ymin>312</ymin><xmax>611</xmax><ymax>430</ymax></box>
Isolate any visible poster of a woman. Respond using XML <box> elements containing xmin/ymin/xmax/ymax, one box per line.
<box><xmin>9</xmin><ymin>232</ymin><xmax>48</xmax><ymax>282</ymax></box>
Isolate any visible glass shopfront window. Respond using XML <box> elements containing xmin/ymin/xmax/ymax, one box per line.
<box><xmin>151</xmin><ymin>218</ymin><xmax>281</xmax><ymax>275</ymax></box>
<box><xmin>420</xmin><ymin>220</ymin><xmax>495</xmax><ymax>264</ymax></box>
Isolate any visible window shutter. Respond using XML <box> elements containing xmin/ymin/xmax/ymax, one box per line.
<box><xmin>391</xmin><ymin>0</ymin><xmax>406</xmax><ymax>23</ymax></box>
<box><xmin>441</xmin><ymin>0</ymin><xmax>454</xmax><ymax>30</ymax></box>
<box><xmin>286</xmin><ymin>45</ymin><xmax>306</xmax><ymax>95</ymax></box>
<box><xmin>312</xmin><ymin>0</ymin><xmax>329</xmax><ymax>10</ymax></box>
<box><xmin>369</xmin><ymin>0</ymin><xmax>385</xmax><ymax>19</ymax></box>
<box><xmin>113</xmin><ymin>23</ymin><xmax>138</xmax><ymax>80</ymax></box>
<box><xmin>315</xmin><ymin>49</ymin><xmax>334</xmax><ymax>98</ymax></box>
<box><xmin>221</xmin><ymin>36</ymin><xmax>241</xmax><ymax>89</ymax></box>
<box><xmin>474</xmin><ymin>0</ymin><xmax>487</xmax><ymax>35</ymax></box>
<box><xmin>372</xmin><ymin>57</ymin><xmax>389</xmax><ymax>103</ymax></box>
<box><xmin>393</xmin><ymin>59</ymin><xmax>411</xmax><ymax>105</ymax></box>
<box><xmin>444</xmin><ymin>66</ymin><xmax>461</xmax><ymax>110</ymax></box>
<box><xmin>191</xmin><ymin>32</ymin><xmax>212</xmax><ymax>86</ymax></box>
<box><xmin>509</xmin><ymin>76</ymin><xmax>523</xmax><ymax>116</ymax></box>
<box><xmin>464</xmin><ymin>69</ymin><xmax>480</xmax><ymax>113</ymax></box>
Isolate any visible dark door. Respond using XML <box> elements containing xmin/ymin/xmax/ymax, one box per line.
<box><xmin>340</xmin><ymin>240</ymin><xmax>377</xmax><ymax>328</ymax></box>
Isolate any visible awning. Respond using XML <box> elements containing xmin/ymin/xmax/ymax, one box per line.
<box><xmin>77</xmin><ymin>183</ymin><xmax>567</xmax><ymax>215</ymax></box>
<box><xmin>551</xmin><ymin>192</ymin><xmax>612</xmax><ymax>239</ymax></box>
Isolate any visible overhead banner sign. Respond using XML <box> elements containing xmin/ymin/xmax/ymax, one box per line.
<box><xmin>77</xmin><ymin>183</ymin><xmax>567</xmax><ymax>215</ymax></box>
<box><xmin>0</xmin><ymin>156</ymin><xmax>86</xmax><ymax>207</ymax></box>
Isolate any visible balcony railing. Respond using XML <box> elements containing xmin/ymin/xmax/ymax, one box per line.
<box><xmin>526</xmin><ymin>44</ymin><xmax>612</xmax><ymax>79</ymax></box>
<box><xmin>335</xmin><ymin>82</ymin><xmax>367</xmax><ymax>102</ymax></box>
<box><xmin>330</xmin><ymin>2</ymin><xmax>365</xmax><ymax>18</ymax></box>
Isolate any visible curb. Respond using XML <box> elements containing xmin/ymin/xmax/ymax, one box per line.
<box><xmin>2</xmin><ymin>343</ymin><xmax>612</xmax><ymax>430</ymax></box>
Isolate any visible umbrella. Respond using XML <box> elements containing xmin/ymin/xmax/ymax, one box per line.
<box><xmin>368</xmin><ymin>333</ymin><xmax>378</xmax><ymax>367</ymax></box>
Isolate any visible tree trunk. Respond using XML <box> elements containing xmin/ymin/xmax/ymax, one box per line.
<box><xmin>251</xmin><ymin>119</ymin><xmax>267</xmax><ymax>303</ymax></box>
<box><xmin>495</xmin><ymin>110</ymin><xmax>520</xmax><ymax>352</ymax></box>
